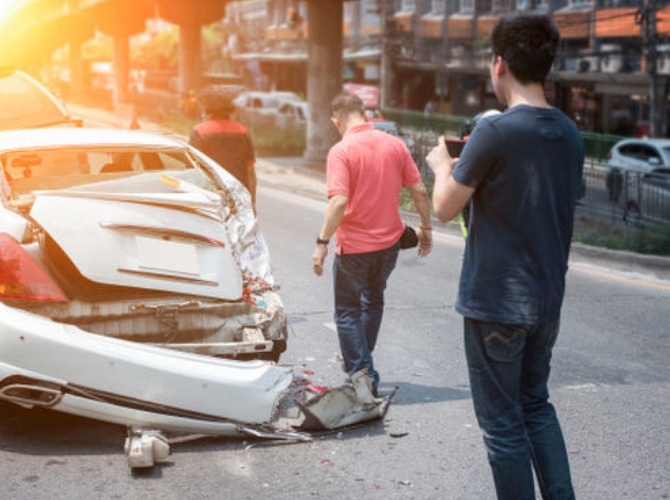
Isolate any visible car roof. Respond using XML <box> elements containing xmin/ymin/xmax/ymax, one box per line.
<box><xmin>0</xmin><ymin>67</ymin><xmax>74</xmax><ymax>130</ymax></box>
<box><xmin>616</xmin><ymin>138</ymin><xmax>670</xmax><ymax>148</ymax></box>
<box><xmin>0</xmin><ymin>127</ymin><xmax>187</xmax><ymax>153</ymax></box>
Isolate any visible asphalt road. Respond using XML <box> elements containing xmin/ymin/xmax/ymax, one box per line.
<box><xmin>1</xmin><ymin>180</ymin><xmax>668</xmax><ymax>500</ymax></box>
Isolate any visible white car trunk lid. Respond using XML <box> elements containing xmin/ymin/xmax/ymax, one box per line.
<box><xmin>30</xmin><ymin>193</ymin><xmax>243</xmax><ymax>300</ymax></box>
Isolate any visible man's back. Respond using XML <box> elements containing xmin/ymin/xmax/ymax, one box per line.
<box><xmin>326</xmin><ymin>123</ymin><xmax>420</xmax><ymax>254</ymax></box>
<box><xmin>453</xmin><ymin>105</ymin><xmax>585</xmax><ymax>324</ymax></box>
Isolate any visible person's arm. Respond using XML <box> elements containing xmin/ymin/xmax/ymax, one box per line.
<box><xmin>426</xmin><ymin>139</ymin><xmax>475</xmax><ymax>222</ymax></box>
<box><xmin>243</xmin><ymin>133</ymin><xmax>257</xmax><ymax>207</ymax></box>
<box><xmin>406</xmin><ymin>181</ymin><xmax>433</xmax><ymax>257</ymax></box>
<box><xmin>312</xmin><ymin>194</ymin><xmax>347</xmax><ymax>276</ymax></box>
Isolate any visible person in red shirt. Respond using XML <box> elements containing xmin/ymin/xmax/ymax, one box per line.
<box><xmin>312</xmin><ymin>93</ymin><xmax>433</xmax><ymax>400</ymax></box>
<box><xmin>189</xmin><ymin>86</ymin><xmax>257</xmax><ymax>207</ymax></box>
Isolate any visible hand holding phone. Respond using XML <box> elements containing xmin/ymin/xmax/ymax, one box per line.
<box><xmin>444</xmin><ymin>138</ymin><xmax>466</xmax><ymax>157</ymax></box>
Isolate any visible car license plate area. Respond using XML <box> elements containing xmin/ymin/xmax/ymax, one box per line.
<box><xmin>136</xmin><ymin>236</ymin><xmax>199</xmax><ymax>276</ymax></box>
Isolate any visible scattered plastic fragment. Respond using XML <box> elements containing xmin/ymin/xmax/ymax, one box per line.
<box><xmin>389</xmin><ymin>431</ymin><xmax>409</xmax><ymax>438</ymax></box>
<box><xmin>306</xmin><ymin>384</ymin><xmax>328</xmax><ymax>394</ymax></box>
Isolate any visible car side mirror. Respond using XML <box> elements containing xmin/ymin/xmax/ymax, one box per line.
<box><xmin>648</xmin><ymin>157</ymin><xmax>661</xmax><ymax>166</ymax></box>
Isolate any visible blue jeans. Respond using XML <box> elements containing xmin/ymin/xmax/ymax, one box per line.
<box><xmin>464</xmin><ymin>318</ymin><xmax>575</xmax><ymax>500</ymax></box>
<box><xmin>333</xmin><ymin>243</ymin><xmax>399</xmax><ymax>393</ymax></box>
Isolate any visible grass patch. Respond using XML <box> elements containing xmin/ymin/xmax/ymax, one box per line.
<box><xmin>573</xmin><ymin>219</ymin><xmax>670</xmax><ymax>256</ymax></box>
<box><xmin>400</xmin><ymin>178</ymin><xmax>434</xmax><ymax>213</ymax></box>
<box><xmin>246</xmin><ymin>126</ymin><xmax>306</xmax><ymax>157</ymax></box>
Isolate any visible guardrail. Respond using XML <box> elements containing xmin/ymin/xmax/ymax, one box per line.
<box><xmin>403</xmin><ymin>133</ymin><xmax>670</xmax><ymax>229</ymax></box>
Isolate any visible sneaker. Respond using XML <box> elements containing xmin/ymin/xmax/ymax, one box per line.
<box><xmin>350</xmin><ymin>369</ymin><xmax>380</xmax><ymax>409</ymax></box>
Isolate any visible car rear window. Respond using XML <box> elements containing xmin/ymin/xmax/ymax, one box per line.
<box><xmin>2</xmin><ymin>148</ymin><xmax>196</xmax><ymax>195</ymax></box>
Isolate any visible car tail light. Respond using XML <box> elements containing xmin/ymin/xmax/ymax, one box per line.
<box><xmin>0</xmin><ymin>233</ymin><xmax>66</xmax><ymax>301</ymax></box>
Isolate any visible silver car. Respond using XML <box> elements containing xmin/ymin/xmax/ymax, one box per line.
<box><xmin>605</xmin><ymin>138</ymin><xmax>670</xmax><ymax>201</ymax></box>
<box><xmin>621</xmin><ymin>168</ymin><xmax>670</xmax><ymax>225</ymax></box>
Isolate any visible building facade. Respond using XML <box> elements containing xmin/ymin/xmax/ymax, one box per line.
<box><xmin>226</xmin><ymin>0</ymin><xmax>669</xmax><ymax>136</ymax></box>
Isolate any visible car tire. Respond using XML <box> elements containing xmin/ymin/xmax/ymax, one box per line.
<box><xmin>623</xmin><ymin>200</ymin><xmax>641</xmax><ymax>226</ymax></box>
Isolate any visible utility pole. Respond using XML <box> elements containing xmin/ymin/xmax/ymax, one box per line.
<box><xmin>637</xmin><ymin>0</ymin><xmax>662</xmax><ymax>137</ymax></box>
<box><xmin>380</xmin><ymin>0</ymin><xmax>394</xmax><ymax>109</ymax></box>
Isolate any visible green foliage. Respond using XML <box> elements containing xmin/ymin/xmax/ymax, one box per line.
<box><xmin>130</xmin><ymin>23</ymin><xmax>225</xmax><ymax>73</ymax></box>
<box><xmin>82</xmin><ymin>35</ymin><xmax>113</xmax><ymax>62</ymax></box>
<box><xmin>246</xmin><ymin>125</ymin><xmax>306</xmax><ymax>156</ymax></box>
<box><xmin>131</xmin><ymin>27</ymin><xmax>179</xmax><ymax>70</ymax></box>
<box><xmin>201</xmin><ymin>23</ymin><xmax>226</xmax><ymax>71</ymax></box>
<box><xmin>573</xmin><ymin>219</ymin><xmax>670</xmax><ymax>256</ymax></box>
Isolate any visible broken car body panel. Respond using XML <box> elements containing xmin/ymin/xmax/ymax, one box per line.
<box><xmin>0</xmin><ymin>303</ymin><xmax>292</xmax><ymax>426</ymax></box>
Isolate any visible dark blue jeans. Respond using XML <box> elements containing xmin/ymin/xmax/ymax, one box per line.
<box><xmin>333</xmin><ymin>243</ymin><xmax>399</xmax><ymax>393</ymax></box>
<box><xmin>464</xmin><ymin>318</ymin><xmax>575</xmax><ymax>500</ymax></box>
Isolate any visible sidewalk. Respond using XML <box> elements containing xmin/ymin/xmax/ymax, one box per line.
<box><xmin>66</xmin><ymin>103</ymin><xmax>670</xmax><ymax>283</ymax></box>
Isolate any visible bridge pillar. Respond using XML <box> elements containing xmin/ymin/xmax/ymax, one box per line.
<box><xmin>303</xmin><ymin>0</ymin><xmax>343</xmax><ymax>165</ymax></box>
<box><xmin>155</xmin><ymin>1</ymin><xmax>225</xmax><ymax>94</ymax></box>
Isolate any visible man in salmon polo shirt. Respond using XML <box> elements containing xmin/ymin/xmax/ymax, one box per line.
<box><xmin>312</xmin><ymin>92</ymin><xmax>433</xmax><ymax>402</ymax></box>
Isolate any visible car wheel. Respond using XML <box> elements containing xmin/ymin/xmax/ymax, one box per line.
<box><xmin>623</xmin><ymin>200</ymin><xmax>641</xmax><ymax>226</ymax></box>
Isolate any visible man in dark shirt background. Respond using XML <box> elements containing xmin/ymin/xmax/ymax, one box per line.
<box><xmin>189</xmin><ymin>85</ymin><xmax>257</xmax><ymax>206</ymax></box>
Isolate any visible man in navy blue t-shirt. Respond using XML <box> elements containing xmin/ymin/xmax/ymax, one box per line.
<box><xmin>427</xmin><ymin>14</ymin><xmax>583</xmax><ymax>500</ymax></box>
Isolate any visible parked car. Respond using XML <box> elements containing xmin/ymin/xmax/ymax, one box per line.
<box><xmin>371</xmin><ymin>120</ymin><xmax>416</xmax><ymax>156</ymax></box>
<box><xmin>0</xmin><ymin>66</ymin><xmax>81</xmax><ymax>130</ymax></box>
<box><xmin>0</xmin><ymin>127</ymin><xmax>288</xmax><ymax>362</ymax></box>
<box><xmin>275</xmin><ymin>100</ymin><xmax>308</xmax><ymax>131</ymax></box>
<box><xmin>605</xmin><ymin>138</ymin><xmax>670</xmax><ymax>201</ymax></box>
<box><xmin>233</xmin><ymin>90</ymin><xmax>301</xmax><ymax>125</ymax></box>
<box><xmin>620</xmin><ymin>167</ymin><xmax>670</xmax><ymax>225</ymax></box>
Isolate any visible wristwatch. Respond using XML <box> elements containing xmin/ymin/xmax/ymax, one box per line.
<box><xmin>316</xmin><ymin>237</ymin><xmax>330</xmax><ymax>245</ymax></box>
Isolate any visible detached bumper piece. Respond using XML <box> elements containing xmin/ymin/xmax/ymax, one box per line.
<box><xmin>0</xmin><ymin>308</ymin><xmax>392</xmax><ymax>469</ymax></box>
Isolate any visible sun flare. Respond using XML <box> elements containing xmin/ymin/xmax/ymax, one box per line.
<box><xmin>0</xmin><ymin>0</ymin><xmax>19</xmax><ymax>28</ymax></box>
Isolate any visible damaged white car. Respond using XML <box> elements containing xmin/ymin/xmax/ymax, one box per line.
<box><xmin>0</xmin><ymin>127</ymin><xmax>287</xmax><ymax>361</ymax></box>
<box><xmin>0</xmin><ymin>128</ymin><xmax>388</xmax><ymax>468</ymax></box>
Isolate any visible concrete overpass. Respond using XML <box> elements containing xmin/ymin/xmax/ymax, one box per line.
<box><xmin>0</xmin><ymin>0</ymin><xmax>348</xmax><ymax>162</ymax></box>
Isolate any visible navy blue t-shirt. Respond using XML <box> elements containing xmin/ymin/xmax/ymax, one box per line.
<box><xmin>451</xmin><ymin>105</ymin><xmax>584</xmax><ymax>324</ymax></box>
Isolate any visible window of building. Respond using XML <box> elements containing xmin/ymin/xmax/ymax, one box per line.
<box><xmin>344</xmin><ymin>2</ymin><xmax>353</xmax><ymax>20</ymax></box>
<box><xmin>492</xmin><ymin>0</ymin><xmax>511</xmax><ymax>11</ymax></box>
<box><xmin>598</xmin><ymin>0</ymin><xmax>638</xmax><ymax>6</ymax></box>
<box><xmin>401</xmin><ymin>0</ymin><xmax>416</xmax><ymax>11</ymax></box>
<box><xmin>460</xmin><ymin>0</ymin><xmax>474</xmax><ymax>13</ymax></box>
<box><xmin>568</xmin><ymin>0</ymin><xmax>590</xmax><ymax>6</ymax></box>
<box><xmin>432</xmin><ymin>0</ymin><xmax>446</xmax><ymax>15</ymax></box>
<box><xmin>516</xmin><ymin>0</ymin><xmax>548</xmax><ymax>10</ymax></box>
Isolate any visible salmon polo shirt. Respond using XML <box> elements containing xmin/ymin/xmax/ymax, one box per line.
<box><xmin>326</xmin><ymin>122</ymin><xmax>421</xmax><ymax>255</ymax></box>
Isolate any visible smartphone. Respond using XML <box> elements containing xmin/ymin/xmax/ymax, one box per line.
<box><xmin>444</xmin><ymin>138</ymin><xmax>467</xmax><ymax>157</ymax></box>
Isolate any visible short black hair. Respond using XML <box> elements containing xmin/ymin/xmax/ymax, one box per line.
<box><xmin>331</xmin><ymin>93</ymin><xmax>366</xmax><ymax>121</ymax></box>
<box><xmin>198</xmin><ymin>85</ymin><xmax>236</xmax><ymax>119</ymax></box>
<box><xmin>490</xmin><ymin>14</ymin><xmax>560</xmax><ymax>85</ymax></box>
